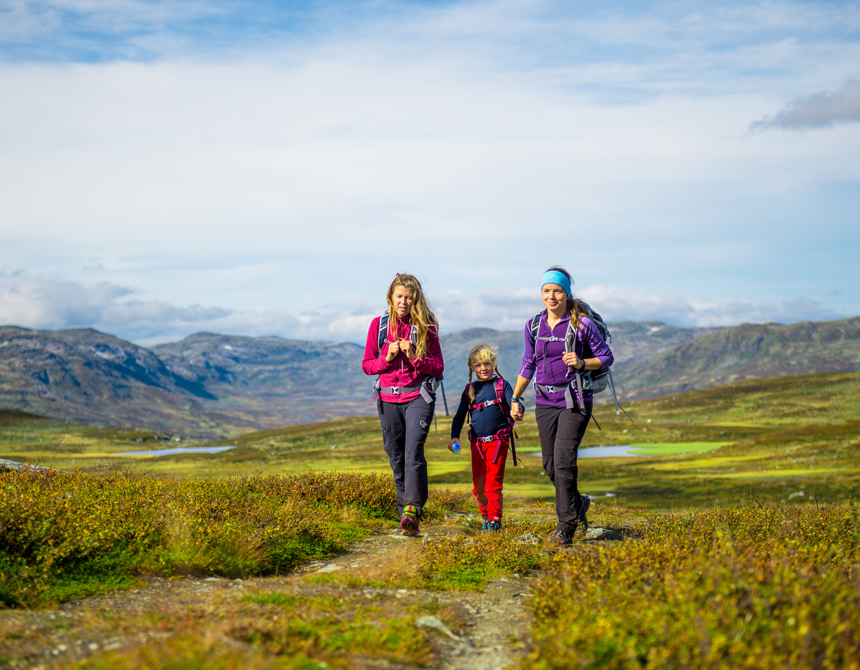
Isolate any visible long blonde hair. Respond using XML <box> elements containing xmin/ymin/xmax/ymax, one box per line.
<box><xmin>386</xmin><ymin>274</ymin><xmax>438</xmax><ymax>358</ymax></box>
<box><xmin>546</xmin><ymin>265</ymin><xmax>587</xmax><ymax>330</ymax></box>
<box><xmin>466</xmin><ymin>344</ymin><xmax>500</xmax><ymax>402</ymax></box>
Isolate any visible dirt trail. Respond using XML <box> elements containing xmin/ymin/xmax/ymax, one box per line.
<box><xmin>298</xmin><ymin>528</ymin><xmax>534</xmax><ymax>670</ymax></box>
<box><xmin>1</xmin><ymin>523</ymin><xmax>622</xmax><ymax>669</ymax></box>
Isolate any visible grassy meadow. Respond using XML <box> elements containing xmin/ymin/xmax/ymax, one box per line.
<box><xmin>3</xmin><ymin>371</ymin><xmax>859</xmax><ymax>510</ymax></box>
<box><xmin>1</xmin><ymin>371</ymin><xmax>859</xmax><ymax>668</ymax></box>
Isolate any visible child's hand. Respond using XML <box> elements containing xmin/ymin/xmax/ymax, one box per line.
<box><xmin>447</xmin><ymin>438</ymin><xmax>460</xmax><ymax>453</ymax></box>
<box><xmin>511</xmin><ymin>403</ymin><xmax>524</xmax><ymax>421</ymax></box>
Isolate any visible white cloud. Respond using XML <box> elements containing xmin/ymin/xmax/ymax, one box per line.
<box><xmin>576</xmin><ymin>284</ymin><xmax>842</xmax><ymax>327</ymax></box>
<box><xmin>0</xmin><ymin>276</ymin><xmax>846</xmax><ymax>347</ymax></box>
<box><xmin>0</xmin><ymin>276</ymin><xmax>229</xmax><ymax>331</ymax></box>
<box><xmin>751</xmin><ymin>79</ymin><xmax>860</xmax><ymax>130</ymax></box>
<box><xmin>1</xmin><ymin>0</ymin><xmax>859</xmax><ymax>327</ymax></box>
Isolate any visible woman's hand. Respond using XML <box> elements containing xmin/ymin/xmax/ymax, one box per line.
<box><xmin>384</xmin><ymin>341</ymin><xmax>400</xmax><ymax>362</ymax></box>
<box><xmin>511</xmin><ymin>402</ymin><xmax>524</xmax><ymax>422</ymax></box>
<box><xmin>563</xmin><ymin>352</ymin><xmax>583</xmax><ymax>370</ymax></box>
<box><xmin>398</xmin><ymin>339</ymin><xmax>416</xmax><ymax>359</ymax></box>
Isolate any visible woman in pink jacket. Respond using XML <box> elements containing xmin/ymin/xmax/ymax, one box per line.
<box><xmin>362</xmin><ymin>274</ymin><xmax>444</xmax><ymax>536</ymax></box>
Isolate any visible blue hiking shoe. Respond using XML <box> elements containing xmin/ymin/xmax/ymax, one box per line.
<box><xmin>401</xmin><ymin>505</ymin><xmax>420</xmax><ymax>536</ymax></box>
<box><xmin>486</xmin><ymin>519</ymin><xmax>501</xmax><ymax>532</ymax></box>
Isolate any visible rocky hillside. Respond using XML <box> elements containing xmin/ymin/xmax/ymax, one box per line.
<box><xmin>438</xmin><ymin>321</ymin><xmax>722</xmax><ymax>393</ymax></box>
<box><xmin>618</xmin><ymin>316</ymin><xmax>860</xmax><ymax>399</ymax></box>
<box><xmin>1</xmin><ymin>316</ymin><xmax>856</xmax><ymax>436</ymax></box>
<box><xmin>150</xmin><ymin>332</ymin><xmax>368</xmax><ymax>397</ymax></box>
<box><xmin>0</xmin><ymin>326</ymin><xmax>217</xmax><ymax>435</ymax></box>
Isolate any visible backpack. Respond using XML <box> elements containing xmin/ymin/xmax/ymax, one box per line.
<box><xmin>374</xmin><ymin>314</ymin><xmax>448</xmax><ymax>416</ymax></box>
<box><xmin>529</xmin><ymin>302</ymin><xmax>628</xmax><ymax>419</ymax></box>
<box><xmin>463</xmin><ymin>377</ymin><xmax>518</xmax><ymax>466</ymax></box>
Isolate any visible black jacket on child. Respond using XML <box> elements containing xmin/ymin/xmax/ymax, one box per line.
<box><xmin>450</xmin><ymin>378</ymin><xmax>514</xmax><ymax>441</ymax></box>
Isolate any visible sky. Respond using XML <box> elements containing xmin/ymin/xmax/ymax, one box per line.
<box><xmin>1</xmin><ymin>0</ymin><xmax>858</xmax><ymax>345</ymax></box>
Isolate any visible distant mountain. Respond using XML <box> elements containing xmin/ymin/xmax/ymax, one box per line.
<box><xmin>618</xmin><ymin>316</ymin><xmax>860</xmax><ymax>400</ymax></box>
<box><xmin>150</xmin><ymin>332</ymin><xmax>368</xmax><ymax>397</ymax></box>
<box><xmin>1</xmin><ymin>317</ymin><xmax>856</xmax><ymax>437</ymax></box>
<box><xmin>438</xmin><ymin>321</ymin><xmax>722</xmax><ymax>394</ymax></box>
<box><xmin>0</xmin><ymin>326</ymin><xmax>216</xmax><ymax>436</ymax></box>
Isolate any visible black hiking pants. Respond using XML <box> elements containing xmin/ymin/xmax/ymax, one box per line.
<box><xmin>378</xmin><ymin>395</ymin><xmax>435</xmax><ymax>517</ymax></box>
<box><xmin>535</xmin><ymin>402</ymin><xmax>592</xmax><ymax>534</ymax></box>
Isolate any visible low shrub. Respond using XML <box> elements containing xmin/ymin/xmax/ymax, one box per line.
<box><xmin>524</xmin><ymin>503</ymin><xmax>860</xmax><ymax>669</ymax></box>
<box><xmin>0</xmin><ymin>469</ymin><xmax>403</xmax><ymax>607</ymax></box>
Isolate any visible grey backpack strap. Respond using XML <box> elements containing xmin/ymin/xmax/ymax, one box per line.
<box><xmin>563</xmin><ymin>374</ymin><xmax>587</xmax><ymax>414</ymax></box>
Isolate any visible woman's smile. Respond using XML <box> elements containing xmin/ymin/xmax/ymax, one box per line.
<box><xmin>542</xmin><ymin>284</ymin><xmax>566</xmax><ymax>312</ymax></box>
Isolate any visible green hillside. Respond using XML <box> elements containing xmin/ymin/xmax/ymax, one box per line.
<box><xmin>619</xmin><ymin>315</ymin><xmax>860</xmax><ymax>399</ymax></box>
<box><xmin>3</xmin><ymin>371</ymin><xmax>858</xmax><ymax>510</ymax></box>
<box><xmin>2</xmin><ymin>373</ymin><xmax>858</xmax><ymax>668</ymax></box>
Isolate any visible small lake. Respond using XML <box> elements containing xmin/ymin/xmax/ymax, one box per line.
<box><xmin>117</xmin><ymin>446</ymin><xmax>236</xmax><ymax>458</ymax></box>
<box><xmin>530</xmin><ymin>445</ymin><xmax>645</xmax><ymax>459</ymax></box>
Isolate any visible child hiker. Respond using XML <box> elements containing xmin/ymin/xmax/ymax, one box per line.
<box><xmin>448</xmin><ymin>345</ymin><xmax>520</xmax><ymax>532</ymax></box>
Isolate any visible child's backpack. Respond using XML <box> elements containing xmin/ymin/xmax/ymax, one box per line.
<box><xmin>464</xmin><ymin>377</ymin><xmax>518</xmax><ymax>466</ymax></box>
<box><xmin>529</xmin><ymin>301</ymin><xmax>629</xmax><ymax>420</ymax></box>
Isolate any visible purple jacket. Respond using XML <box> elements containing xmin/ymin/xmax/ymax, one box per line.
<box><xmin>519</xmin><ymin>311</ymin><xmax>614</xmax><ymax>408</ymax></box>
<box><xmin>362</xmin><ymin>315</ymin><xmax>444</xmax><ymax>403</ymax></box>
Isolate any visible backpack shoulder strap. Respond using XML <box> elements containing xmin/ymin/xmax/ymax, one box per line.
<box><xmin>495</xmin><ymin>378</ymin><xmax>509</xmax><ymax>415</ymax></box>
<box><xmin>529</xmin><ymin>313</ymin><xmax>541</xmax><ymax>345</ymax></box>
<box><xmin>378</xmin><ymin>314</ymin><xmax>389</xmax><ymax>351</ymax></box>
<box><xmin>565</xmin><ymin>318</ymin><xmax>580</xmax><ymax>353</ymax></box>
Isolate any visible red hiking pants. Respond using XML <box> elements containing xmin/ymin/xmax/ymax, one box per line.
<box><xmin>470</xmin><ymin>437</ymin><xmax>509</xmax><ymax>521</ymax></box>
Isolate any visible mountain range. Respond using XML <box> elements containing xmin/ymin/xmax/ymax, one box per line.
<box><xmin>1</xmin><ymin>316</ymin><xmax>857</xmax><ymax>438</ymax></box>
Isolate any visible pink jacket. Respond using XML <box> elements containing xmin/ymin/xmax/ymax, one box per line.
<box><xmin>362</xmin><ymin>315</ymin><xmax>444</xmax><ymax>403</ymax></box>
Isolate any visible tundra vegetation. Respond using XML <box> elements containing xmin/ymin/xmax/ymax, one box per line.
<box><xmin>0</xmin><ymin>371</ymin><xmax>858</xmax><ymax>668</ymax></box>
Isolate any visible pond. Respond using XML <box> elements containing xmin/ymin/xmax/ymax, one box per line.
<box><xmin>117</xmin><ymin>446</ymin><xmax>236</xmax><ymax>458</ymax></box>
<box><xmin>529</xmin><ymin>445</ymin><xmax>645</xmax><ymax>459</ymax></box>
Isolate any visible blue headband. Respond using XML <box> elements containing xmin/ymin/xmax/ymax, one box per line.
<box><xmin>542</xmin><ymin>270</ymin><xmax>571</xmax><ymax>297</ymax></box>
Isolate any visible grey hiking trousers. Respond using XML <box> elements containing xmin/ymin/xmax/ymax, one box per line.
<box><xmin>535</xmin><ymin>403</ymin><xmax>592</xmax><ymax>534</ymax></box>
<box><xmin>377</xmin><ymin>395</ymin><xmax>435</xmax><ymax>517</ymax></box>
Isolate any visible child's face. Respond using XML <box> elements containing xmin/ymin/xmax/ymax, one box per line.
<box><xmin>473</xmin><ymin>360</ymin><xmax>495</xmax><ymax>381</ymax></box>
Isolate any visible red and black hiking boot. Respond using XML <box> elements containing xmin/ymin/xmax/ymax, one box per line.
<box><xmin>400</xmin><ymin>505</ymin><xmax>420</xmax><ymax>536</ymax></box>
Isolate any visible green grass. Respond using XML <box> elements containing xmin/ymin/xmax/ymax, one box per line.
<box><xmin>3</xmin><ymin>372</ymin><xmax>859</xmax><ymax>668</ymax></box>
<box><xmin>3</xmin><ymin>372</ymin><xmax>860</xmax><ymax>510</ymax></box>
<box><xmin>626</xmin><ymin>441</ymin><xmax>729</xmax><ymax>455</ymax></box>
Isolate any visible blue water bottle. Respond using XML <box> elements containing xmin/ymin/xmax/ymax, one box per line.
<box><xmin>452</xmin><ymin>441</ymin><xmax>461</xmax><ymax>455</ymax></box>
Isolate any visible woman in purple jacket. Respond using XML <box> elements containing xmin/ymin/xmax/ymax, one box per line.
<box><xmin>510</xmin><ymin>266</ymin><xmax>614</xmax><ymax>546</ymax></box>
<box><xmin>362</xmin><ymin>274</ymin><xmax>444</xmax><ymax>536</ymax></box>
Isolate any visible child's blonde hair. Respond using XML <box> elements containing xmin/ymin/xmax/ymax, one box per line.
<box><xmin>467</xmin><ymin>344</ymin><xmax>501</xmax><ymax>401</ymax></box>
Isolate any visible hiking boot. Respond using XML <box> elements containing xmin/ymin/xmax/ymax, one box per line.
<box><xmin>481</xmin><ymin>518</ymin><xmax>490</xmax><ymax>532</ymax></box>
<box><xmin>578</xmin><ymin>495</ymin><xmax>591</xmax><ymax>534</ymax></box>
<box><xmin>486</xmin><ymin>519</ymin><xmax>501</xmax><ymax>532</ymax></box>
<box><xmin>550</xmin><ymin>527</ymin><xmax>575</xmax><ymax>547</ymax></box>
<box><xmin>400</xmin><ymin>505</ymin><xmax>420</xmax><ymax>537</ymax></box>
